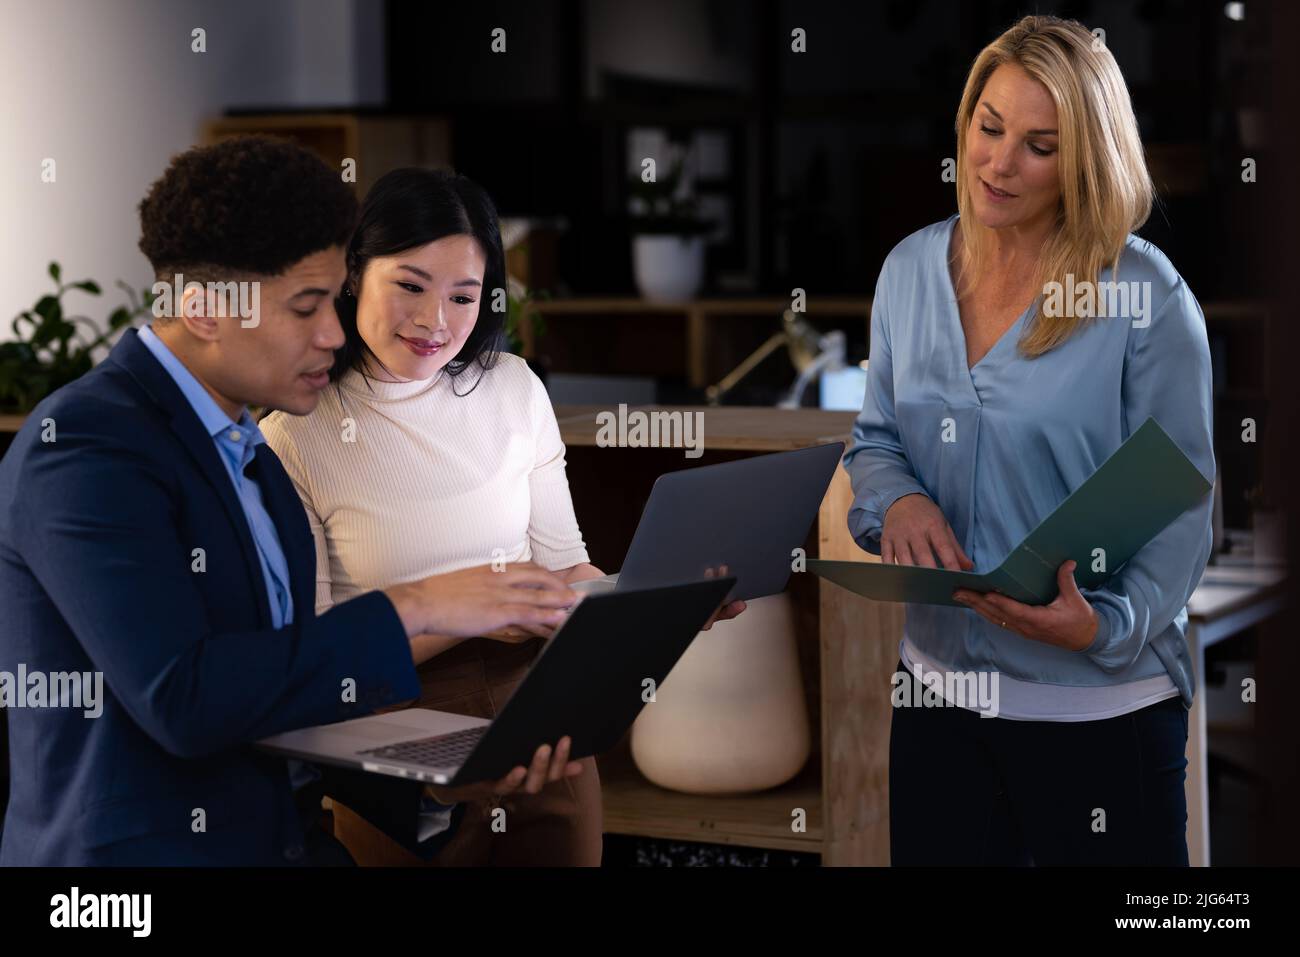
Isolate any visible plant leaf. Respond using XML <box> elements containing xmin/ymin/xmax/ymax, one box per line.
<box><xmin>33</xmin><ymin>295</ymin><xmax>61</xmax><ymax>323</ymax></box>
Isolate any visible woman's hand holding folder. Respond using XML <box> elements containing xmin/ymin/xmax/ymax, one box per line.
<box><xmin>953</xmin><ymin>560</ymin><xmax>1100</xmax><ymax>652</ymax></box>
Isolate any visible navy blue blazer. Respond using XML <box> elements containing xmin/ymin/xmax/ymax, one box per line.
<box><xmin>0</xmin><ymin>328</ymin><xmax>448</xmax><ymax>865</ymax></box>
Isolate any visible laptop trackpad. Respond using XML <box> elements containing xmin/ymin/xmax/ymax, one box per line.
<box><xmin>339</xmin><ymin>722</ymin><xmax>414</xmax><ymax>742</ymax></box>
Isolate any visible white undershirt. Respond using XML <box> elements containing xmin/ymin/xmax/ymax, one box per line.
<box><xmin>899</xmin><ymin>636</ymin><xmax>1180</xmax><ymax>722</ymax></box>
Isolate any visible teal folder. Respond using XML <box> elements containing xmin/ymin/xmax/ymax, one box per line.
<box><xmin>810</xmin><ymin>416</ymin><xmax>1212</xmax><ymax>607</ymax></box>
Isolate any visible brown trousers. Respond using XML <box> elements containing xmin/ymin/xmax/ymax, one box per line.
<box><xmin>332</xmin><ymin>635</ymin><xmax>603</xmax><ymax>866</ymax></box>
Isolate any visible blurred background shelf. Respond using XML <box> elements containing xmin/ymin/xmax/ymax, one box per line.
<box><xmin>202</xmin><ymin>112</ymin><xmax>452</xmax><ymax>196</ymax></box>
<box><xmin>599</xmin><ymin>740</ymin><xmax>824</xmax><ymax>852</ymax></box>
<box><xmin>525</xmin><ymin>297</ymin><xmax>871</xmax><ymax>390</ymax></box>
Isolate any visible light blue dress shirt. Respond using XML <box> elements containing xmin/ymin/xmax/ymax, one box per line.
<box><xmin>137</xmin><ymin>325</ymin><xmax>293</xmax><ymax>628</ymax></box>
<box><xmin>844</xmin><ymin>215</ymin><xmax>1215</xmax><ymax>710</ymax></box>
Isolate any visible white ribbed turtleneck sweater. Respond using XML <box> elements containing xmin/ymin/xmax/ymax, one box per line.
<box><xmin>260</xmin><ymin>353</ymin><xmax>589</xmax><ymax>615</ymax></box>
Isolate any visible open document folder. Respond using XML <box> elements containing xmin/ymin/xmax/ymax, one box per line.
<box><xmin>810</xmin><ymin>416</ymin><xmax>1213</xmax><ymax>607</ymax></box>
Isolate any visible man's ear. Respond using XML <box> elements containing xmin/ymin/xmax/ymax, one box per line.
<box><xmin>178</xmin><ymin>282</ymin><xmax>221</xmax><ymax>343</ymax></box>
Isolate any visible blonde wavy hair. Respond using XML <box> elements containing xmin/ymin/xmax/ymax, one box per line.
<box><xmin>953</xmin><ymin>15</ymin><xmax>1155</xmax><ymax>357</ymax></box>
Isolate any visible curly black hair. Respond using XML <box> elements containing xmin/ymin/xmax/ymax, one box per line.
<box><xmin>138</xmin><ymin>134</ymin><xmax>357</xmax><ymax>279</ymax></box>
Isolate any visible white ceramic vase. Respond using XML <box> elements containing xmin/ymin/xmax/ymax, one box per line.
<box><xmin>630</xmin><ymin>592</ymin><xmax>811</xmax><ymax>794</ymax></box>
<box><xmin>632</xmin><ymin>234</ymin><xmax>705</xmax><ymax>303</ymax></box>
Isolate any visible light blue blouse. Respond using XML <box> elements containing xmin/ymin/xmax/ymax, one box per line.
<box><xmin>844</xmin><ymin>214</ymin><xmax>1215</xmax><ymax>709</ymax></box>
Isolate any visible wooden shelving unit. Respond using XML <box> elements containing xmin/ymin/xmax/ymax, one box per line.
<box><xmin>526</xmin><ymin>297</ymin><xmax>872</xmax><ymax>389</ymax></box>
<box><xmin>599</xmin><ymin>741</ymin><xmax>824</xmax><ymax>853</ymax></box>
<box><xmin>202</xmin><ymin>112</ymin><xmax>452</xmax><ymax>197</ymax></box>
<box><xmin>554</xmin><ymin>405</ymin><xmax>901</xmax><ymax>865</ymax></box>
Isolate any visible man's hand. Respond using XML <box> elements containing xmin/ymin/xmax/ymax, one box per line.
<box><xmin>953</xmin><ymin>560</ymin><xmax>1099</xmax><ymax>652</ymax></box>
<box><xmin>423</xmin><ymin>736</ymin><xmax>583</xmax><ymax>804</ymax></box>
<box><xmin>478</xmin><ymin>563</ymin><xmax>609</xmax><ymax>643</ymax></box>
<box><xmin>385</xmin><ymin>562</ymin><xmax>577</xmax><ymax>642</ymax></box>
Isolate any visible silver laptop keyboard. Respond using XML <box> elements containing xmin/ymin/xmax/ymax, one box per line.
<box><xmin>359</xmin><ymin>726</ymin><xmax>487</xmax><ymax>768</ymax></box>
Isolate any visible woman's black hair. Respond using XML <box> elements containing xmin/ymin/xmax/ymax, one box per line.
<box><xmin>332</xmin><ymin>167</ymin><xmax>506</xmax><ymax>394</ymax></box>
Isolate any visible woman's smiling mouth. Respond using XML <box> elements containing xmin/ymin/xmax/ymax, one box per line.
<box><xmin>398</xmin><ymin>334</ymin><xmax>445</xmax><ymax>357</ymax></box>
<box><xmin>981</xmin><ymin>178</ymin><xmax>1018</xmax><ymax>201</ymax></box>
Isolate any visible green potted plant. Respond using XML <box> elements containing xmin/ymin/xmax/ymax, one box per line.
<box><xmin>501</xmin><ymin>275</ymin><xmax>551</xmax><ymax>383</ymax></box>
<box><xmin>1</xmin><ymin>262</ymin><xmax>155</xmax><ymax>415</ymax></box>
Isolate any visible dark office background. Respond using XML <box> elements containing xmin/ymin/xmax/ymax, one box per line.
<box><xmin>388</xmin><ymin>0</ymin><xmax>1267</xmax><ymax>302</ymax></box>
<box><xmin>385</xmin><ymin>0</ymin><xmax>1273</xmax><ymax>535</ymax></box>
<box><xmin>1</xmin><ymin>0</ymin><xmax>1292</xmax><ymax>866</ymax></box>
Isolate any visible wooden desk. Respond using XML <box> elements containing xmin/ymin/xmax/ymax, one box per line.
<box><xmin>556</xmin><ymin>404</ymin><xmax>899</xmax><ymax>864</ymax></box>
<box><xmin>1184</xmin><ymin>559</ymin><xmax>1287</xmax><ymax>867</ymax></box>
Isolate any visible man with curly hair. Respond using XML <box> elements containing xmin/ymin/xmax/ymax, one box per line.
<box><xmin>0</xmin><ymin>136</ymin><xmax>581</xmax><ymax>865</ymax></box>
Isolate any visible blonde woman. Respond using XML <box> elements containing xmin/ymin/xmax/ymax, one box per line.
<box><xmin>845</xmin><ymin>16</ymin><xmax>1213</xmax><ymax>865</ymax></box>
